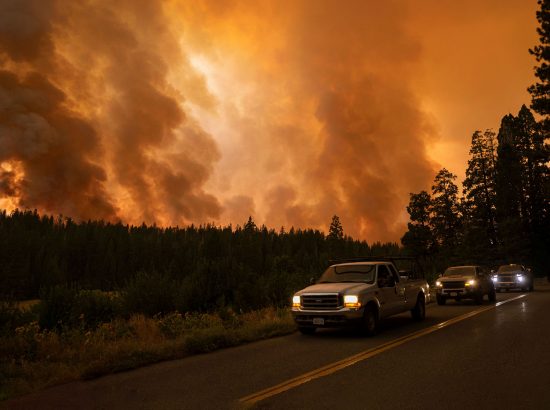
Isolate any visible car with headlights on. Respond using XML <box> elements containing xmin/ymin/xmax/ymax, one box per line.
<box><xmin>291</xmin><ymin>257</ymin><xmax>430</xmax><ymax>336</ymax></box>
<box><xmin>435</xmin><ymin>265</ymin><xmax>496</xmax><ymax>305</ymax></box>
<box><xmin>492</xmin><ymin>264</ymin><xmax>534</xmax><ymax>292</ymax></box>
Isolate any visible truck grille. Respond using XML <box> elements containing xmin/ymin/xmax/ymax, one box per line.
<box><xmin>301</xmin><ymin>293</ymin><xmax>341</xmax><ymax>310</ymax></box>
<box><xmin>443</xmin><ymin>281</ymin><xmax>465</xmax><ymax>289</ymax></box>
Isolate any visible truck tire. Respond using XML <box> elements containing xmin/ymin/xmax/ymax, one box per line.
<box><xmin>298</xmin><ymin>327</ymin><xmax>316</xmax><ymax>335</ymax></box>
<box><xmin>488</xmin><ymin>287</ymin><xmax>496</xmax><ymax>303</ymax></box>
<box><xmin>411</xmin><ymin>294</ymin><xmax>426</xmax><ymax>321</ymax></box>
<box><xmin>474</xmin><ymin>291</ymin><xmax>483</xmax><ymax>305</ymax></box>
<box><xmin>436</xmin><ymin>294</ymin><xmax>446</xmax><ymax>305</ymax></box>
<box><xmin>361</xmin><ymin>305</ymin><xmax>378</xmax><ymax>336</ymax></box>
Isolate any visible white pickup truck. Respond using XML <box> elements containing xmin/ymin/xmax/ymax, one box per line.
<box><xmin>291</xmin><ymin>257</ymin><xmax>430</xmax><ymax>335</ymax></box>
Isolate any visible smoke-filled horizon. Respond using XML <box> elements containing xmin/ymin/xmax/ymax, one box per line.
<box><xmin>0</xmin><ymin>0</ymin><xmax>537</xmax><ymax>242</ymax></box>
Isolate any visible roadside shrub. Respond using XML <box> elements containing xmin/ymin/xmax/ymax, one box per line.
<box><xmin>0</xmin><ymin>298</ymin><xmax>21</xmax><ymax>336</ymax></box>
<box><xmin>38</xmin><ymin>285</ymin><xmax>122</xmax><ymax>330</ymax></box>
<box><xmin>156</xmin><ymin>312</ymin><xmax>186</xmax><ymax>338</ymax></box>
<box><xmin>122</xmin><ymin>271</ymin><xmax>178</xmax><ymax>316</ymax></box>
<box><xmin>38</xmin><ymin>285</ymin><xmax>78</xmax><ymax>330</ymax></box>
<box><xmin>76</xmin><ymin>290</ymin><xmax>122</xmax><ymax>329</ymax></box>
<box><xmin>218</xmin><ymin>307</ymin><xmax>242</xmax><ymax>329</ymax></box>
<box><xmin>95</xmin><ymin>319</ymin><xmax>135</xmax><ymax>342</ymax></box>
<box><xmin>0</xmin><ymin>321</ymin><xmax>43</xmax><ymax>361</ymax></box>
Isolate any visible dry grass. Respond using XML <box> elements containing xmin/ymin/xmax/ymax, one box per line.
<box><xmin>0</xmin><ymin>308</ymin><xmax>296</xmax><ymax>401</ymax></box>
<box><xmin>15</xmin><ymin>300</ymin><xmax>40</xmax><ymax>311</ymax></box>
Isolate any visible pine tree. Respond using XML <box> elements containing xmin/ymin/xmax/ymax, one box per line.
<box><xmin>462</xmin><ymin>130</ymin><xmax>498</xmax><ymax>252</ymax></box>
<box><xmin>243</xmin><ymin>216</ymin><xmax>257</xmax><ymax>232</ymax></box>
<box><xmin>527</xmin><ymin>0</ymin><xmax>550</xmax><ymax>278</ymax></box>
<box><xmin>431</xmin><ymin>168</ymin><xmax>461</xmax><ymax>250</ymax></box>
<box><xmin>328</xmin><ymin>215</ymin><xmax>344</xmax><ymax>240</ymax></box>
<box><xmin>401</xmin><ymin>191</ymin><xmax>435</xmax><ymax>257</ymax></box>
<box><xmin>528</xmin><ymin>0</ymin><xmax>550</xmax><ymax>126</ymax></box>
<box><xmin>495</xmin><ymin>113</ymin><xmax>529</xmax><ymax>262</ymax></box>
<box><xmin>514</xmin><ymin>106</ymin><xmax>547</xmax><ymax>228</ymax></box>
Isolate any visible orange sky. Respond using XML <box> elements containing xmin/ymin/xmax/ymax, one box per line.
<box><xmin>0</xmin><ymin>0</ymin><xmax>539</xmax><ymax>242</ymax></box>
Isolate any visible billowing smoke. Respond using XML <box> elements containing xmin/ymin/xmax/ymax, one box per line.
<box><xmin>0</xmin><ymin>0</ymin><xmax>221</xmax><ymax>224</ymax></box>
<box><xmin>171</xmin><ymin>0</ymin><xmax>438</xmax><ymax>241</ymax></box>
<box><xmin>0</xmin><ymin>0</ymin><xmax>450</xmax><ymax>241</ymax></box>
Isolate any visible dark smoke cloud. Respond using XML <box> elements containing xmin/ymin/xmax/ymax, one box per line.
<box><xmin>0</xmin><ymin>69</ymin><xmax>116</xmax><ymax>219</ymax></box>
<box><xmin>0</xmin><ymin>0</ymin><xmax>221</xmax><ymax>224</ymax></box>
<box><xmin>0</xmin><ymin>0</ymin><xmax>55</xmax><ymax>62</ymax></box>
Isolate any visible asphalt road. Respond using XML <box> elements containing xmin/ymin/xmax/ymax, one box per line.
<box><xmin>5</xmin><ymin>281</ymin><xmax>550</xmax><ymax>410</ymax></box>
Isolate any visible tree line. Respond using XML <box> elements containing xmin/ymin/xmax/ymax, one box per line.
<box><xmin>0</xmin><ymin>211</ymin><xmax>401</xmax><ymax>309</ymax></box>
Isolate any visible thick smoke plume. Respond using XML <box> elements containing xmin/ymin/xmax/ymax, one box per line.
<box><xmin>171</xmin><ymin>0</ymin><xmax>438</xmax><ymax>241</ymax></box>
<box><xmin>4</xmin><ymin>0</ymin><xmax>530</xmax><ymax>241</ymax></box>
<box><xmin>0</xmin><ymin>0</ymin><xmax>221</xmax><ymax>224</ymax></box>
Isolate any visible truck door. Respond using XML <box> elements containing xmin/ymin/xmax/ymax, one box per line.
<box><xmin>376</xmin><ymin>264</ymin><xmax>401</xmax><ymax>317</ymax></box>
<box><xmin>389</xmin><ymin>263</ymin><xmax>408</xmax><ymax>308</ymax></box>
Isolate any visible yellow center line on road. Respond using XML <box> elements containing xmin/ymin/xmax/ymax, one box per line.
<box><xmin>239</xmin><ymin>294</ymin><xmax>528</xmax><ymax>407</ymax></box>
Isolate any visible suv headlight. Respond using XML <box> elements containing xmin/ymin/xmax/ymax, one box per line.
<box><xmin>292</xmin><ymin>295</ymin><xmax>300</xmax><ymax>307</ymax></box>
<box><xmin>492</xmin><ymin>275</ymin><xmax>498</xmax><ymax>282</ymax></box>
<box><xmin>435</xmin><ymin>281</ymin><xmax>442</xmax><ymax>287</ymax></box>
<box><xmin>344</xmin><ymin>295</ymin><xmax>361</xmax><ymax>308</ymax></box>
<box><xmin>466</xmin><ymin>279</ymin><xmax>477</xmax><ymax>286</ymax></box>
<box><xmin>516</xmin><ymin>274</ymin><xmax>524</xmax><ymax>282</ymax></box>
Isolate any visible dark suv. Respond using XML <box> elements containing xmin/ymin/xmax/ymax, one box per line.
<box><xmin>435</xmin><ymin>265</ymin><xmax>496</xmax><ymax>305</ymax></box>
<box><xmin>492</xmin><ymin>264</ymin><xmax>534</xmax><ymax>292</ymax></box>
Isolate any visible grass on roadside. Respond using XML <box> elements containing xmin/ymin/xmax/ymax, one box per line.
<box><xmin>0</xmin><ymin>307</ymin><xmax>296</xmax><ymax>401</ymax></box>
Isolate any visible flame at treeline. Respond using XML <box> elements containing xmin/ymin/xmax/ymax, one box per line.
<box><xmin>0</xmin><ymin>0</ymin><xmax>537</xmax><ymax>242</ymax></box>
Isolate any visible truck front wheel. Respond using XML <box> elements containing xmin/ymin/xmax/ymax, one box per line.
<box><xmin>361</xmin><ymin>305</ymin><xmax>378</xmax><ymax>336</ymax></box>
<box><xmin>488</xmin><ymin>287</ymin><xmax>496</xmax><ymax>302</ymax></box>
<box><xmin>411</xmin><ymin>294</ymin><xmax>426</xmax><ymax>321</ymax></box>
<box><xmin>474</xmin><ymin>291</ymin><xmax>483</xmax><ymax>305</ymax></box>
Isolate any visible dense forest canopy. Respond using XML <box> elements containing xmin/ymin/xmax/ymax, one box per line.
<box><xmin>0</xmin><ymin>209</ymin><xmax>402</xmax><ymax>306</ymax></box>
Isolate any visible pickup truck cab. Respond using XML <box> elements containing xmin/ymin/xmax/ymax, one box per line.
<box><xmin>435</xmin><ymin>265</ymin><xmax>496</xmax><ymax>305</ymax></box>
<box><xmin>291</xmin><ymin>258</ymin><xmax>430</xmax><ymax>336</ymax></box>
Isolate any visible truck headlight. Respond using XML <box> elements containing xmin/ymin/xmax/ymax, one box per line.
<box><xmin>292</xmin><ymin>295</ymin><xmax>301</xmax><ymax>307</ymax></box>
<box><xmin>344</xmin><ymin>295</ymin><xmax>361</xmax><ymax>308</ymax></box>
<box><xmin>516</xmin><ymin>275</ymin><xmax>524</xmax><ymax>282</ymax></box>
<box><xmin>435</xmin><ymin>281</ymin><xmax>442</xmax><ymax>287</ymax></box>
<box><xmin>492</xmin><ymin>275</ymin><xmax>498</xmax><ymax>282</ymax></box>
<box><xmin>465</xmin><ymin>279</ymin><xmax>477</xmax><ymax>286</ymax></box>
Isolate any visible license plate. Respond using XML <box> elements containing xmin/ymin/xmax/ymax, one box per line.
<box><xmin>450</xmin><ymin>292</ymin><xmax>457</xmax><ymax>297</ymax></box>
<box><xmin>313</xmin><ymin>318</ymin><xmax>325</xmax><ymax>326</ymax></box>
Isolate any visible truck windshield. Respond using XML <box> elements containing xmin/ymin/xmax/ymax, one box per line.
<box><xmin>318</xmin><ymin>264</ymin><xmax>376</xmax><ymax>283</ymax></box>
<box><xmin>443</xmin><ymin>266</ymin><xmax>476</xmax><ymax>276</ymax></box>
